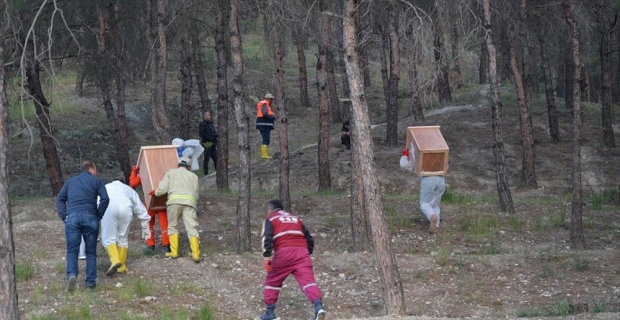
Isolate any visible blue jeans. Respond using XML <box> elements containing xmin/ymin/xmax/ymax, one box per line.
<box><xmin>65</xmin><ymin>211</ymin><xmax>99</xmax><ymax>288</ymax></box>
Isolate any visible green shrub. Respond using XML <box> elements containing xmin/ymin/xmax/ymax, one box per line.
<box><xmin>16</xmin><ymin>260</ymin><xmax>34</xmax><ymax>282</ymax></box>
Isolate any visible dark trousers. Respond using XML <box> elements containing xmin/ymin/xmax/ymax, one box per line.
<box><xmin>341</xmin><ymin>134</ymin><xmax>351</xmax><ymax>149</ymax></box>
<box><xmin>203</xmin><ymin>145</ymin><xmax>217</xmax><ymax>174</ymax></box>
<box><xmin>259</xmin><ymin>128</ymin><xmax>272</xmax><ymax>145</ymax></box>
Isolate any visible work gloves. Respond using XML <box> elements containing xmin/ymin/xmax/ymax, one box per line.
<box><xmin>402</xmin><ymin>149</ymin><xmax>409</xmax><ymax>157</ymax></box>
<box><xmin>203</xmin><ymin>142</ymin><xmax>214</xmax><ymax>149</ymax></box>
<box><xmin>141</xmin><ymin>220</ymin><xmax>151</xmax><ymax>240</ymax></box>
<box><xmin>264</xmin><ymin>258</ymin><xmax>273</xmax><ymax>272</ymax></box>
<box><xmin>148</xmin><ymin>190</ymin><xmax>156</xmax><ymax>197</ymax></box>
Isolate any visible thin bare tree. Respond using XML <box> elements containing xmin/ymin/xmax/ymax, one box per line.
<box><xmin>432</xmin><ymin>0</ymin><xmax>452</xmax><ymax>105</ymax></box>
<box><xmin>156</xmin><ymin>0</ymin><xmax>172</xmax><ymax>143</ymax></box>
<box><xmin>317</xmin><ymin>12</ymin><xmax>332</xmax><ymax>192</ymax></box>
<box><xmin>537</xmin><ymin>24</ymin><xmax>561</xmax><ymax>143</ymax></box>
<box><xmin>508</xmin><ymin>27</ymin><xmax>537</xmax><ymax>188</ymax></box>
<box><xmin>191</xmin><ymin>23</ymin><xmax>211</xmax><ymax>112</ymax></box>
<box><xmin>293</xmin><ymin>23</ymin><xmax>310</xmax><ymax>108</ymax></box>
<box><xmin>596</xmin><ymin>0</ymin><xmax>616</xmax><ymax>148</ymax></box>
<box><xmin>230</xmin><ymin>0</ymin><xmax>251</xmax><ymax>253</ymax></box>
<box><xmin>385</xmin><ymin>0</ymin><xmax>401</xmax><ymax>147</ymax></box>
<box><xmin>563</xmin><ymin>0</ymin><xmax>585</xmax><ymax>250</ymax></box>
<box><xmin>268</xmin><ymin>0</ymin><xmax>291</xmax><ymax>211</ymax></box>
<box><xmin>215</xmin><ymin>0</ymin><xmax>229</xmax><ymax>191</ymax></box>
<box><xmin>0</xmin><ymin>11</ymin><xmax>19</xmax><ymax>316</ymax></box>
<box><xmin>343</xmin><ymin>0</ymin><xmax>406</xmax><ymax>314</ymax></box>
<box><xmin>483</xmin><ymin>0</ymin><xmax>515</xmax><ymax>213</ymax></box>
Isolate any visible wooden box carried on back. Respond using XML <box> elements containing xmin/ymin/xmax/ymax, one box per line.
<box><xmin>405</xmin><ymin>126</ymin><xmax>449</xmax><ymax>176</ymax></box>
<box><xmin>136</xmin><ymin>145</ymin><xmax>179</xmax><ymax>211</ymax></box>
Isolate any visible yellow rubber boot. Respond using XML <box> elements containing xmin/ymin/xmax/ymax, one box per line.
<box><xmin>117</xmin><ymin>246</ymin><xmax>128</xmax><ymax>273</ymax></box>
<box><xmin>105</xmin><ymin>244</ymin><xmax>122</xmax><ymax>276</ymax></box>
<box><xmin>261</xmin><ymin>145</ymin><xmax>272</xmax><ymax>159</ymax></box>
<box><xmin>189</xmin><ymin>236</ymin><xmax>201</xmax><ymax>263</ymax></box>
<box><xmin>165</xmin><ymin>234</ymin><xmax>179</xmax><ymax>258</ymax></box>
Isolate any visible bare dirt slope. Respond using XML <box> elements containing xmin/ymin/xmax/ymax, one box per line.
<box><xmin>10</xmin><ymin>83</ymin><xmax>620</xmax><ymax>319</ymax></box>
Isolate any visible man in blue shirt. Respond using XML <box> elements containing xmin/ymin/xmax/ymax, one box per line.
<box><xmin>56</xmin><ymin>160</ymin><xmax>109</xmax><ymax>292</ymax></box>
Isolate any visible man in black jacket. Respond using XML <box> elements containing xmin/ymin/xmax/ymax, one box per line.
<box><xmin>199</xmin><ymin>111</ymin><xmax>218</xmax><ymax>175</ymax></box>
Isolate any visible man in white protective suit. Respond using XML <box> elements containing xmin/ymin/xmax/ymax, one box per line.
<box><xmin>101</xmin><ymin>179</ymin><xmax>151</xmax><ymax>276</ymax></box>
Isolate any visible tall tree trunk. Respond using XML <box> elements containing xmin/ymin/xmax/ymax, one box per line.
<box><xmin>563</xmin><ymin>0</ymin><xmax>585</xmax><ymax>250</ymax></box>
<box><xmin>479</xmin><ymin>37</ymin><xmax>489</xmax><ymax>83</ymax></box>
<box><xmin>564</xmin><ymin>39</ymin><xmax>574</xmax><ymax>109</ymax></box>
<box><xmin>230</xmin><ymin>0</ymin><xmax>251</xmax><ymax>253</ymax></box>
<box><xmin>597</xmin><ymin>3</ymin><xmax>616</xmax><ymax>148</ymax></box>
<box><xmin>350</xmin><ymin>118</ymin><xmax>372</xmax><ymax>252</ymax></box>
<box><xmin>25</xmin><ymin>44</ymin><xmax>64</xmax><ymax>195</ymax></box>
<box><xmin>178</xmin><ymin>31</ymin><xmax>193</xmax><ymax>140</ymax></box>
<box><xmin>317</xmin><ymin>13</ymin><xmax>332</xmax><ymax>192</ymax></box>
<box><xmin>344</xmin><ymin>0</ymin><xmax>406</xmax><ymax>314</ymax></box>
<box><xmin>110</xmin><ymin>3</ymin><xmax>131</xmax><ymax>181</ymax></box>
<box><xmin>215</xmin><ymin>0</ymin><xmax>229</xmax><ymax>191</ymax></box>
<box><xmin>407</xmin><ymin>36</ymin><xmax>425</xmax><ymax>123</ymax></box>
<box><xmin>191</xmin><ymin>23</ymin><xmax>211</xmax><ymax>112</ymax></box>
<box><xmin>94</xmin><ymin>0</ymin><xmax>129</xmax><ymax>183</ymax></box>
<box><xmin>499</xmin><ymin>30</ymin><xmax>512</xmax><ymax>82</ymax></box>
<box><xmin>269</xmin><ymin>9</ymin><xmax>291</xmax><ymax>212</ymax></box>
<box><xmin>483</xmin><ymin>0</ymin><xmax>515</xmax><ymax>214</ymax></box>
<box><xmin>75</xmin><ymin>28</ymin><xmax>85</xmax><ymax>97</ymax></box>
<box><xmin>337</xmin><ymin>0</ymin><xmax>351</xmax><ymax>119</ymax></box>
<box><xmin>293</xmin><ymin>24</ymin><xmax>310</xmax><ymax>109</ymax></box>
<box><xmin>156</xmin><ymin>0</ymin><xmax>172</xmax><ymax>143</ymax></box>
<box><xmin>433</xmin><ymin>0</ymin><xmax>452</xmax><ymax>105</ymax></box>
<box><xmin>509</xmin><ymin>29</ymin><xmax>537</xmax><ymax>189</ymax></box>
<box><xmin>0</xmin><ymin>29</ymin><xmax>19</xmax><ymax>320</ymax></box>
<box><xmin>145</xmin><ymin>0</ymin><xmax>160</xmax><ymax>139</ymax></box>
<box><xmin>450</xmin><ymin>6</ymin><xmax>462</xmax><ymax>89</ymax></box>
<box><xmin>556</xmin><ymin>33</ymin><xmax>567</xmax><ymax>100</ymax></box>
<box><xmin>537</xmin><ymin>30</ymin><xmax>561</xmax><ymax>143</ymax></box>
<box><xmin>385</xmin><ymin>0</ymin><xmax>400</xmax><ymax>147</ymax></box>
<box><xmin>327</xmin><ymin>30</ymin><xmax>342</xmax><ymax>124</ymax></box>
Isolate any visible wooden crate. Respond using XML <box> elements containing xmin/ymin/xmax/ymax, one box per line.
<box><xmin>136</xmin><ymin>145</ymin><xmax>179</xmax><ymax>211</ymax></box>
<box><xmin>405</xmin><ymin>126</ymin><xmax>449</xmax><ymax>176</ymax></box>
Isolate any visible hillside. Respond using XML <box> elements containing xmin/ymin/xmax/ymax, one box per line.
<box><xmin>8</xmin><ymin>64</ymin><xmax>620</xmax><ymax>320</ymax></box>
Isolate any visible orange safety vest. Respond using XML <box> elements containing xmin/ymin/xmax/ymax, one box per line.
<box><xmin>256</xmin><ymin>99</ymin><xmax>275</xmax><ymax>118</ymax></box>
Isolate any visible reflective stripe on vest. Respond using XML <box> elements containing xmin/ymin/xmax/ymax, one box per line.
<box><xmin>168</xmin><ymin>194</ymin><xmax>196</xmax><ymax>202</ymax></box>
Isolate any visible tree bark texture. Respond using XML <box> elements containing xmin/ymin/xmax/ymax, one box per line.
<box><xmin>156</xmin><ymin>0</ymin><xmax>172</xmax><ymax>144</ymax></box>
<box><xmin>191</xmin><ymin>23</ymin><xmax>211</xmax><ymax>112</ymax></box>
<box><xmin>360</xmin><ymin>47</ymin><xmax>372</xmax><ymax>87</ymax></box>
<box><xmin>109</xmin><ymin>3</ymin><xmax>131</xmax><ymax>181</ymax></box>
<box><xmin>564</xmin><ymin>39</ymin><xmax>574</xmax><ymax>109</ymax></box>
<box><xmin>483</xmin><ymin>0</ymin><xmax>515</xmax><ymax>214</ymax></box>
<box><xmin>433</xmin><ymin>0</ymin><xmax>452</xmax><ymax>105</ymax></box>
<box><xmin>230</xmin><ymin>0</ymin><xmax>252</xmax><ymax>253</ymax></box>
<box><xmin>145</xmin><ymin>0</ymin><xmax>160</xmax><ymax>139</ymax></box>
<box><xmin>405</xmin><ymin>27</ymin><xmax>424</xmax><ymax>123</ymax></box>
<box><xmin>293</xmin><ymin>24</ymin><xmax>310</xmax><ymax>109</ymax></box>
<box><xmin>215</xmin><ymin>0</ymin><xmax>229</xmax><ymax>191</ymax></box>
<box><xmin>509</xmin><ymin>29</ymin><xmax>537</xmax><ymax>189</ymax></box>
<box><xmin>326</xmin><ymin>22</ymin><xmax>342</xmax><ymax>124</ymax></box>
<box><xmin>178</xmin><ymin>31</ymin><xmax>193</xmax><ymax>140</ymax></box>
<box><xmin>25</xmin><ymin>44</ymin><xmax>64</xmax><ymax>196</ymax></box>
<box><xmin>449</xmin><ymin>2</ymin><xmax>462</xmax><ymax>89</ymax></box>
<box><xmin>344</xmin><ymin>0</ymin><xmax>406</xmax><ymax>314</ymax></box>
<box><xmin>385</xmin><ymin>0</ymin><xmax>400</xmax><ymax>147</ymax></box>
<box><xmin>596</xmin><ymin>2</ymin><xmax>616</xmax><ymax>148</ymax></box>
<box><xmin>479</xmin><ymin>37</ymin><xmax>489</xmax><ymax>83</ymax></box>
<box><xmin>0</xmin><ymin>34</ymin><xmax>20</xmax><ymax>320</ymax></box>
<box><xmin>337</xmin><ymin>0</ymin><xmax>351</xmax><ymax>119</ymax></box>
<box><xmin>563</xmin><ymin>0</ymin><xmax>585</xmax><ymax>250</ymax></box>
<box><xmin>350</xmin><ymin>118</ymin><xmax>372</xmax><ymax>252</ymax></box>
<box><xmin>556</xmin><ymin>33</ymin><xmax>567</xmax><ymax>100</ymax></box>
<box><xmin>537</xmin><ymin>31</ymin><xmax>561</xmax><ymax>143</ymax></box>
<box><xmin>269</xmin><ymin>11</ymin><xmax>291</xmax><ymax>212</ymax></box>
<box><xmin>317</xmin><ymin>13</ymin><xmax>332</xmax><ymax>192</ymax></box>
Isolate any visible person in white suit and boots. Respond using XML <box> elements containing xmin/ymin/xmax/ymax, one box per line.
<box><xmin>101</xmin><ymin>179</ymin><xmax>151</xmax><ymax>276</ymax></box>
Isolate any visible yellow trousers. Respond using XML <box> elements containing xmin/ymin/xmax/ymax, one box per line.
<box><xmin>166</xmin><ymin>204</ymin><xmax>199</xmax><ymax>238</ymax></box>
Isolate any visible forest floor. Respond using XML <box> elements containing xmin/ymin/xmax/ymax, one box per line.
<box><xmin>7</xmin><ymin>71</ymin><xmax>620</xmax><ymax>320</ymax></box>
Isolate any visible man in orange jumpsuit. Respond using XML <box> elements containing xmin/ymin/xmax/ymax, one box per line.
<box><xmin>129</xmin><ymin>165</ymin><xmax>170</xmax><ymax>254</ymax></box>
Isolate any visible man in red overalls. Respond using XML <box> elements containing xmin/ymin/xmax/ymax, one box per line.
<box><xmin>259</xmin><ymin>199</ymin><xmax>325</xmax><ymax>320</ymax></box>
<box><xmin>129</xmin><ymin>165</ymin><xmax>170</xmax><ymax>255</ymax></box>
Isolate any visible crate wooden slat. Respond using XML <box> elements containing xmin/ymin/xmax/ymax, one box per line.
<box><xmin>136</xmin><ymin>145</ymin><xmax>179</xmax><ymax>211</ymax></box>
<box><xmin>405</xmin><ymin>126</ymin><xmax>449</xmax><ymax>176</ymax></box>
